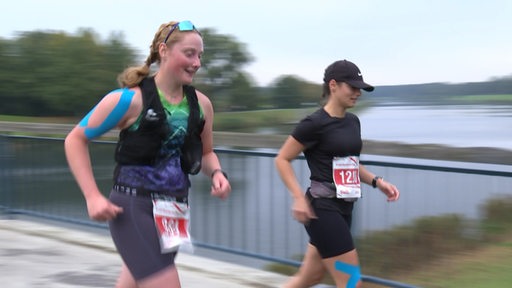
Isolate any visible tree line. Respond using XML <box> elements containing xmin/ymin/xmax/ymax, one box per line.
<box><xmin>1</xmin><ymin>28</ymin><xmax>510</xmax><ymax>117</ymax></box>
<box><xmin>0</xmin><ymin>28</ymin><xmax>321</xmax><ymax>117</ymax></box>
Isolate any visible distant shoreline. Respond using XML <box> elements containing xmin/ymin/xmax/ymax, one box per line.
<box><xmin>1</xmin><ymin>121</ymin><xmax>511</xmax><ymax>165</ymax></box>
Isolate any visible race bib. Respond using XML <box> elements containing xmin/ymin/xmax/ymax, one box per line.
<box><xmin>332</xmin><ymin>156</ymin><xmax>361</xmax><ymax>201</ymax></box>
<box><xmin>152</xmin><ymin>194</ymin><xmax>192</xmax><ymax>253</ymax></box>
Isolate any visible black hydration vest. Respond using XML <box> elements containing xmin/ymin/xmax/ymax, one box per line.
<box><xmin>114</xmin><ymin>77</ymin><xmax>205</xmax><ymax>174</ymax></box>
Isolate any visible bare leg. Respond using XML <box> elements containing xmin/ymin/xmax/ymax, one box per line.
<box><xmin>138</xmin><ymin>265</ymin><xmax>181</xmax><ymax>288</ymax></box>
<box><xmin>283</xmin><ymin>244</ymin><xmax>326</xmax><ymax>288</ymax></box>
<box><xmin>323</xmin><ymin>249</ymin><xmax>361</xmax><ymax>288</ymax></box>
<box><xmin>115</xmin><ymin>263</ymin><xmax>137</xmax><ymax>288</ymax></box>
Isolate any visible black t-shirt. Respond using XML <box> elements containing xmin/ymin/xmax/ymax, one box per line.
<box><xmin>291</xmin><ymin>108</ymin><xmax>362</xmax><ymax>183</ymax></box>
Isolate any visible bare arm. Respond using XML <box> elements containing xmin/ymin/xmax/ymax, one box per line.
<box><xmin>197</xmin><ymin>91</ymin><xmax>231</xmax><ymax>199</ymax></box>
<box><xmin>275</xmin><ymin>136</ymin><xmax>316</xmax><ymax>223</ymax></box>
<box><xmin>64</xmin><ymin>88</ymin><xmax>141</xmax><ymax>220</ymax></box>
<box><xmin>275</xmin><ymin>136</ymin><xmax>306</xmax><ymax>200</ymax></box>
<box><xmin>359</xmin><ymin>164</ymin><xmax>400</xmax><ymax>202</ymax></box>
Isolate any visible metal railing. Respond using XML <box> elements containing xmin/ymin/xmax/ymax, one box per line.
<box><xmin>2</xmin><ymin>135</ymin><xmax>512</xmax><ymax>287</ymax></box>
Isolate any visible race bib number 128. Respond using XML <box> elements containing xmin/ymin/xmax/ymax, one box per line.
<box><xmin>332</xmin><ymin>156</ymin><xmax>361</xmax><ymax>200</ymax></box>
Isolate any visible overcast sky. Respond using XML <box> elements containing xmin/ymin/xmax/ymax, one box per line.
<box><xmin>2</xmin><ymin>0</ymin><xmax>511</xmax><ymax>86</ymax></box>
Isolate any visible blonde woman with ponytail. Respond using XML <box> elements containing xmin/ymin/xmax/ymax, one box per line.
<box><xmin>65</xmin><ymin>20</ymin><xmax>231</xmax><ymax>287</ymax></box>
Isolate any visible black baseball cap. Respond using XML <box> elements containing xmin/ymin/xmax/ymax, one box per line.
<box><xmin>323</xmin><ymin>60</ymin><xmax>374</xmax><ymax>92</ymax></box>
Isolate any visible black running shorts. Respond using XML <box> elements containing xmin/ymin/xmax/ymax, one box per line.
<box><xmin>305</xmin><ymin>190</ymin><xmax>355</xmax><ymax>259</ymax></box>
<box><xmin>108</xmin><ymin>190</ymin><xmax>177</xmax><ymax>280</ymax></box>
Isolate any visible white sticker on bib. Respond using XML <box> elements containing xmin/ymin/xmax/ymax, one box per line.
<box><xmin>152</xmin><ymin>194</ymin><xmax>192</xmax><ymax>254</ymax></box>
<box><xmin>332</xmin><ymin>156</ymin><xmax>361</xmax><ymax>200</ymax></box>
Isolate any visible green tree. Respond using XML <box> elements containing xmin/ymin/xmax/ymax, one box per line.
<box><xmin>193</xmin><ymin>28</ymin><xmax>255</xmax><ymax>111</ymax></box>
<box><xmin>0</xmin><ymin>27</ymin><xmax>265</xmax><ymax>117</ymax></box>
<box><xmin>270</xmin><ymin>75</ymin><xmax>320</xmax><ymax>108</ymax></box>
<box><xmin>0</xmin><ymin>29</ymin><xmax>136</xmax><ymax>116</ymax></box>
<box><xmin>224</xmin><ymin>72</ymin><xmax>260</xmax><ymax>111</ymax></box>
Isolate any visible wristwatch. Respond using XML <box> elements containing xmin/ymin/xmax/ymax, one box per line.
<box><xmin>211</xmin><ymin>169</ymin><xmax>228</xmax><ymax>180</ymax></box>
<box><xmin>372</xmin><ymin>176</ymin><xmax>383</xmax><ymax>188</ymax></box>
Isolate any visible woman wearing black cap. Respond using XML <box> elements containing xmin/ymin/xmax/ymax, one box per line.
<box><xmin>275</xmin><ymin>60</ymin><xmax>400</xmax><ymax>288</ymax></box>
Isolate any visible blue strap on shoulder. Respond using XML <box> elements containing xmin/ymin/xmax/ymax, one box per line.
<box><xmin>335</xmin><ymin>261</ymin><xmax>361</xmax><ymax>288</ymax></box>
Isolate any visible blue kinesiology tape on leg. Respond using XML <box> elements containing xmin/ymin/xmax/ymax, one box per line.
<box><xmin>335</xmin><ymin>261</ymin><xmax>361</xmax><ymax>288</ymax></box>
<box><xmin>79</xmin><ymin>88</ymin><xmax>134</xmax><ymax>140</ymax></box>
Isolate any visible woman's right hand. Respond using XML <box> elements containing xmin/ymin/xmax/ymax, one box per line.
<box><xmin>292</xmin><ymin>196</ymin><xmax>316</xmax><ymax>224</ymax></box>
<box><xmin>85</xmin><ymin>193</ymin><xmax>123</xmax><ymax>222</ymax></box>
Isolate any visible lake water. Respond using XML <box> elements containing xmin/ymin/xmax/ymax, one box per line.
<box><xmin>357</xmin><ymin>105</ymin><xmax>512</xmax><ymax>150</ymax></box>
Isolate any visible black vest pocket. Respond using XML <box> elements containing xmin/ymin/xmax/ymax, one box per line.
<box><xmin>115</xmin><ymin>119</ymin><xmax>169</xmax><ymax>165</ymax></box>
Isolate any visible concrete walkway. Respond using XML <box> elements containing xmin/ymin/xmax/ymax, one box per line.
<box><xmin>0</xmin><ymin>217</ymin><xmax>289</xmax><ymax>288</ymax></box>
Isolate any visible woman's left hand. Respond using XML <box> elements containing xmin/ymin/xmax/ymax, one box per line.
<box><xmin>211</xmin><ymin>172</ymin><xmax>231</xmax><ymax>199</ymax></box>
<box><xmin>377</xmin><ymin>179</ymin><xmax>400</xmax><ymax>202</ymax></box>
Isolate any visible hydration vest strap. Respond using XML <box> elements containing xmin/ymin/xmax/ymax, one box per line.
<box><xmin>183</xmin><ymin>85</ymin><xmax>200</xmax><ymax>134</ymax></box>
<box><xmin>140</xmin><ymin>77</ymin><xmax>165</xmax><ymax>117</ymax></box>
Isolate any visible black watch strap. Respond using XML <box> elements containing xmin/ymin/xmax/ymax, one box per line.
<box><xmin>211</xmin><ymin>169</ymin><xmax>228</xmax><ymax>180</ymax></box>
<box><xmin>372</xmin><ymin>176</ymin><xmax>383</xmax><ymax>188</ymax></box>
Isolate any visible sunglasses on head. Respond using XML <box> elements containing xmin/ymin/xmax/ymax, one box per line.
<box><xmin>163</xmin><ymin>20</ymin><xmax>198</xmax><ymax>44</ymax></box>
